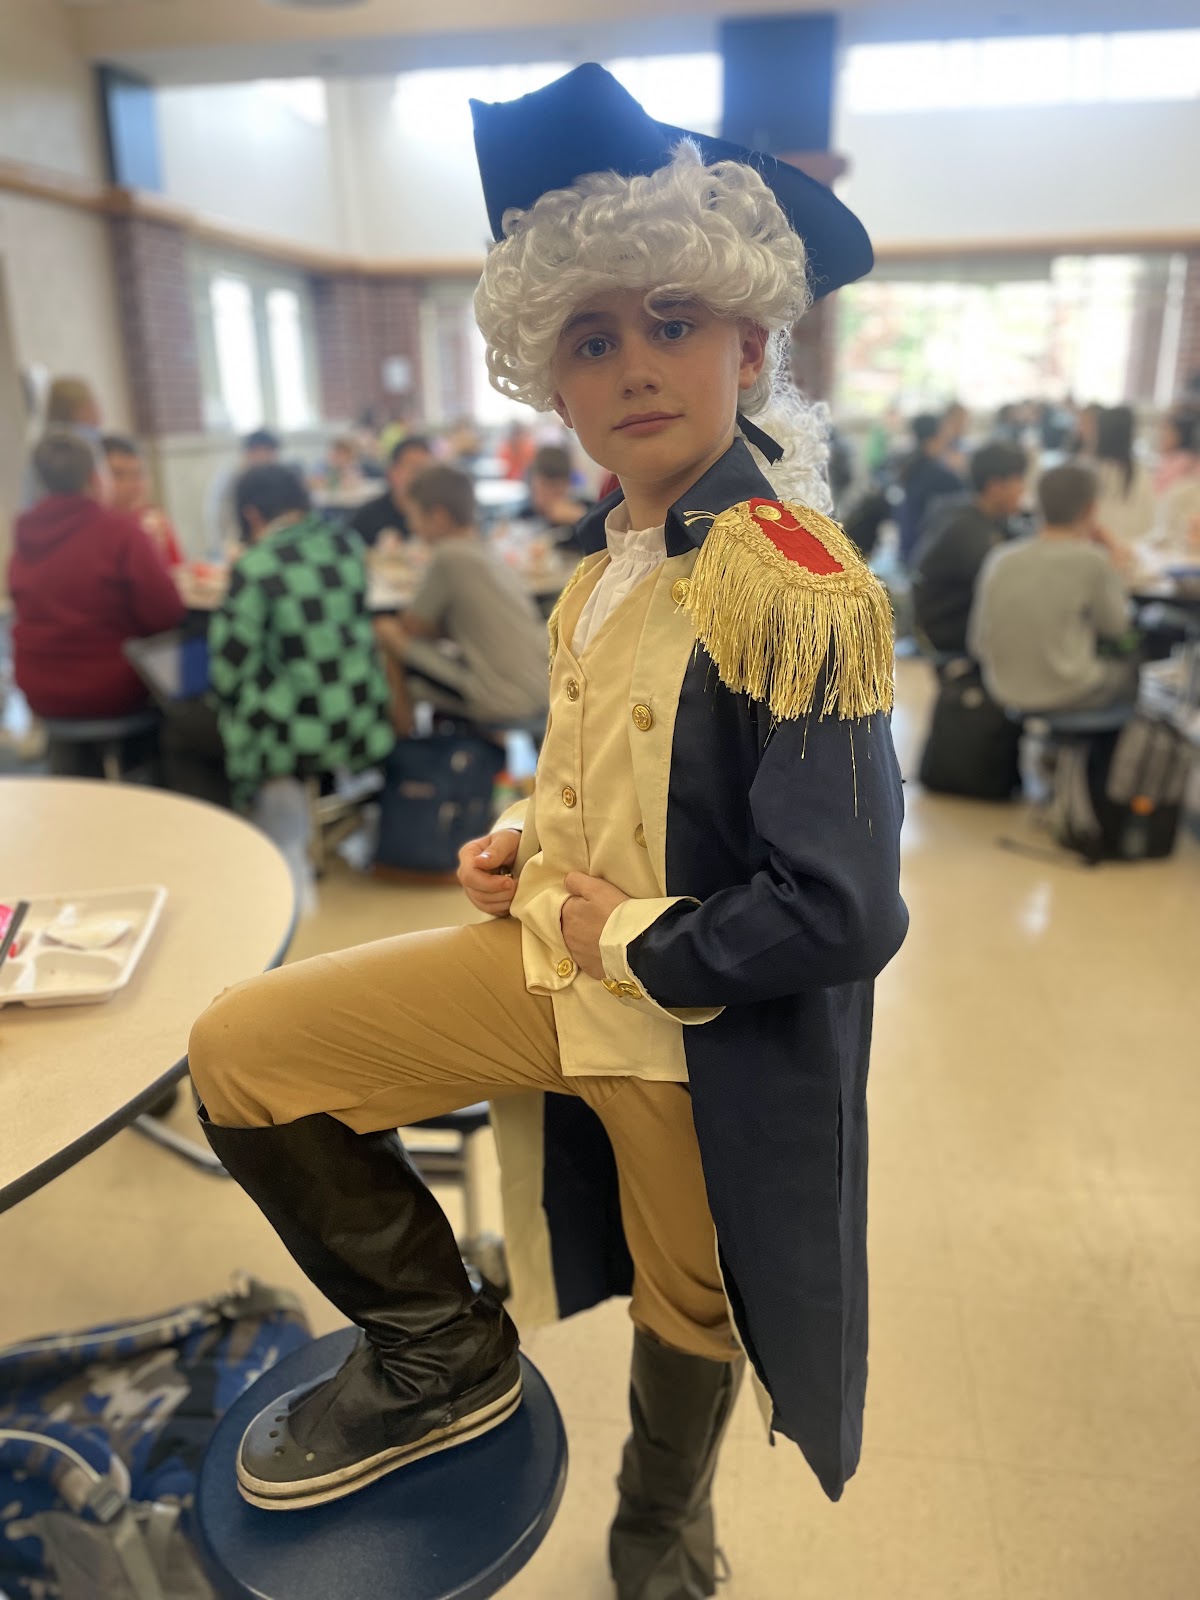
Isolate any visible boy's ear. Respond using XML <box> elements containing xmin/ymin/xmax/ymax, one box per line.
<box><xmin>551</xmin><ymin>393</ymin><xmax>575</xmax><ymax>432</ymax></box>
<box><xmin>736</xmin><ymin>322</ymin><xmax>770</xmax><ymax>394</ymax></box>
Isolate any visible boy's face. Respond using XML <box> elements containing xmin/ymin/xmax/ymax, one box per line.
<box><xmin>105</xmin><ymin>450</ymin><xmax>146</xmax><ymax>512</ymax></box>
<box><xmin>549</xmin><ymin>289</ymin><xmax>766</xmax><ymax>492</ymax></box>
<box><xmin>530</xmin><ymin>472</ymin><xmax>569</xmax><ymax>517</ymax></box>
<box><xmin>407</xmin><ymin>501</ymin><xmax>453</xmax><ymax>543</ymax></box>
<box><xmin>389</xmin><ymin>446</ymin><xmax>433</xmax><ymax>502</ymax></box>
<box><xmin>983</xmin><ymin>474</ymin><xmax>1026</xmax><ymax>519</ymax></box>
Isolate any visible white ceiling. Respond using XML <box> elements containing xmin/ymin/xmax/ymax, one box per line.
<box><xmin>60</xmin><ymin>0</ymin><xmax>1200</xmax><ymax>84</ymax></box>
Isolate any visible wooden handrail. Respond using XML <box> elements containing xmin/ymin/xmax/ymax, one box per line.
<box><xmin>3</xmin><ymin>157</ymin><xmax>1197</xmax><ymax>278</ymax></box>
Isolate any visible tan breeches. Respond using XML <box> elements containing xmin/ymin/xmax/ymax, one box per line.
<box><xmin>187</xmin><ymin>916</ymin><xmax>736</xmax><ymax>1364</ymax></box>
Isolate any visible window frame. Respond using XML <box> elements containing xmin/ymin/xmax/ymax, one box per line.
<box><xmin>190</xmin><ymin>245</ymin><xmax>321</xmax><ymax>436</ymax></box>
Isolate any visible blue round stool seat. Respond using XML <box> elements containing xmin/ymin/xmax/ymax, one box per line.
<box><xmin>1007</xmin><ymin>704</ymin><xmax>1135</xmax><ymax>737</ymax></box>
<box><xmin>194</xmin><ymin>1328</ymin><xmax>567</xmax><ymax>1600</ymax></box>
<box><xmin>41</xmin><ymin>709</ymin><xmax>161</xmax><ymax>743</ymax></box>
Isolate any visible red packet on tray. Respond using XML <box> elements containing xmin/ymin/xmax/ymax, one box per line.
<box><xmin>0</xmin><ymin>903</ymin><xmax>26</xmax><ymax>961</ymax></box>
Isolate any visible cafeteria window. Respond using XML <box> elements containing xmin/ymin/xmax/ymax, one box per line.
<box><xmin>842</xmin><ymin>30</ymin><xmax>1200</xmax><ymax>114</ymax></box>
<box><xmin>834</xmin><ymin>251</ymin><xmax>1188</xmax><ymax>416</ymax></box>
<box><xmin>418</xmin><ymin>282</ymin><xmax>530</xmax><ymax>431</ymax></box>
<box><xmin>192</xmin><ymin>252</ymin><xmax>319</xmax><ymax>435</ymax></box>
<box><xmin>392</xmin><ymin>53</ymin><xmax>722</xmax><ymax>147</ymax></box>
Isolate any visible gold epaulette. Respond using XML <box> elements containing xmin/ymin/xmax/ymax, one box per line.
<box><xmin>684</xmin><ymin>497</ymin><xmax>895</xmax><ymax>721</ymax></box>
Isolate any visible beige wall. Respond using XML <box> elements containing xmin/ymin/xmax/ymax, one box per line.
<box><xmin>0</xmin><ymin>193</ymin><xmax>132</xmax><ymax>581</ymax></box>
<box><xmin>158</xmin><ymin>81</ymin><xmax>341</xmax><ymax>255</ymax></box>
<box><xmin>0</xmin><ymin>0</ymin><xmax>132</xmax><ymax>579</ymax></box>
<box><xmin>0</xmin><ymin>0</ymin><xmax>104</xmax><ymax>183</ymax></box>
<box><xmin>0</xmin><ymin>195</ymin><xmax>131</xmax><ymax>430</ymax></box>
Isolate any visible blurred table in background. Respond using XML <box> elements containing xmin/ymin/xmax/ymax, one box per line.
<box><xmin>474</xmin><ymin>480</ymin><xmax>528</xmax><ymax>521</ymax></box>
<box><xmin>0</xmin><ymin>779</ymin><xmax>295</xmax><ymax>1212</ymax></box>
<box><xmin>177</xmin><ymin>541</ymin><xmax>577</xmax><ymax>618</ymax></box>
<box><xmin>312</xmin><ymin>480</ymin><xmax>381</xmax><ymax>516</ymax></box>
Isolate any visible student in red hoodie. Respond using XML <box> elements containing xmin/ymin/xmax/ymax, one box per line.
<box><xmin>8</xmin><ymin>429</ymin><xmax>186</xmax><ymax>729</ymax></box>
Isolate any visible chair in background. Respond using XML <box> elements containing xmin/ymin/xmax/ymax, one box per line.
<box><xmin>304</xmin><ymin>768</ymin><xmax>385</xmax><ymax>875</ymax></box>
<box><xmin>41</xmin><ymin>709</ymin><xmax>161</xmax><ymax>783</ymax></box>
<box><xmin>404</xmin><ymin>1106</ymin><xmax>508</xmax><ymax>1297</ymax></box>
<box><xmin>1005</xmin><ymin>702</ymin><xmax>1135</xmax><ymax>812</ymax></box>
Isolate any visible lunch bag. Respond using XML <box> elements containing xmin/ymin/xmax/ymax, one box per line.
<box><xmin>0</xmin><ymin>1276</ymin><xmax>311</xmax><ymax>1600</ymax></box>
<box><xmin>374</xmin><ymin>732</ymin><xmax>506</xmax><ymax>874</ymax></box>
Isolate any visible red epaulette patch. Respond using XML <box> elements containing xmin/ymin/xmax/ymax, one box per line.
<box><xmin>746</xmin><ymin>498</ymin><xmax>845</xmax><ymax>577</ymax></box>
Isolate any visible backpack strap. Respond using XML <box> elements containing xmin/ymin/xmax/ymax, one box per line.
<box><xmin>0</xmin><ymin>1275</ymin><xmax>303</xmax><ymax>1377</ymax></box>
<box><xmin>0</xmin><ymin>1428</ymin><xmax>167</xmax><ymax>1600</ymax></box>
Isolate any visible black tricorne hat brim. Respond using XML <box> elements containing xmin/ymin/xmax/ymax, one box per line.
<box><xmin>471</xmin><ymin>62</ymin><xmax>872</xmax><ymax>300</ymax></box>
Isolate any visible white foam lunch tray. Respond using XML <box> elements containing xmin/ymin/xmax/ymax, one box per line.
<box><xmin>0</xmin><ymin>886</ymin><xmax>167</xmax><ymax>1008</ymax></box>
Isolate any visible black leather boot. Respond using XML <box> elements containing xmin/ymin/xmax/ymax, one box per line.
<box><xmin>609</xmin><ymin>1331</ymin><xmax>744</xmax><ymax>1600</ymax></box>
<box><xmin>199</xmin><ymin>1110</ymin><xmax>521</xmax><ymax>1510</ymax></box>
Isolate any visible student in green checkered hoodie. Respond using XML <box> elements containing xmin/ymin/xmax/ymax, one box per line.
<box><xmin>208</xmin><ymin>464</ymin><xmax>395</xmax><ymax>834</ymax></box>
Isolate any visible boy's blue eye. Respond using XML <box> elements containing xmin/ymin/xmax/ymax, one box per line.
<box><xmin>658</xmin><ymin>320</ymin><xmax>692</xmax><ymax>341</ymax></box>
<box><xmin>579</xmin><ymin>336</ymin><xmax>611</xmax><ymax>359</ymax></box>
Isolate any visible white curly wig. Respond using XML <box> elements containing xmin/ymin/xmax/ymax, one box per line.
<box><xmin>474</xmin><ymin>141</ymin><xmax>832</xmax><ymax>510</ymax></box>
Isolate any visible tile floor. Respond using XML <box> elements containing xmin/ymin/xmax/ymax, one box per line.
<box><xmin>4</xmin><ymin>657</ymin><xmax>1200</xmax><ymax>1598</ymax></box>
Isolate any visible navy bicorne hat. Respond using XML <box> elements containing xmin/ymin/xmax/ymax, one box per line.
<box><xmin>471</xmin><ymin>63</ymin><xmax>873</xmax><ymax>300</ymax></box>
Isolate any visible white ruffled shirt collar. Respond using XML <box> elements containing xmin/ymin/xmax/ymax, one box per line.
<box><xmin>571</xmin><ymin>503</ymin><xmax>668</xmax><ymax>656</ymax></box>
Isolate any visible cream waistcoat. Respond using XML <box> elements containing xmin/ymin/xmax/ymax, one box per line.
<box><xmin>508</xmin><ymin>545</ymin><xmax>722</xmax><ymax>1080</ymax></box>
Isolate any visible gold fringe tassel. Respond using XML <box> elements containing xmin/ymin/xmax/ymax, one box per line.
<box><xmin>685</xmin><ymin>502</ymin><xmax>895</xmax><ymax>722</ymax></box>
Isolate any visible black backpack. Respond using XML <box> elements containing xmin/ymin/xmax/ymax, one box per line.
<box><xmin>918</xmin><ymin>659</ymin><xmax>1022</xmax><ymax>801</ymax></box>
<box><xmin>1051</xmin><ymin>714</ymin><xmax>1192</xmax><ymax>863</ymax></box>
<box><xmin>374</xmin><ymin>732</ymin><xmax>506</xmax><ymax>875</ymax></box>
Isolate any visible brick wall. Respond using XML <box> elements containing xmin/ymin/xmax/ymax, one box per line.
<box><xmin>311</xmin><ymin>274</ymin><xmax>372</xmax><ymax>423</ymax></box>
<box><xmin>109</xmin><ymin>211</ymin><xmax>203</xmax><ymax>435</ymax></box>
<box><xmin>779</xmin><ymin>151</ymin><xmax>850</xmax><ymax>405</ymax></box>
<box><xmin>311</xmin><ymin>271</ymin><xmax>424</xmax><ymax>425</ymax></box>
<box><xmin>791</xmin><ymin>294</ymin><xmax>839</xmax><ymax>404</ymax></box>
<box><xmin>1175</xmin><ymin>250</ymin><xmax>1200</xmax><ymax>401</ymax></box>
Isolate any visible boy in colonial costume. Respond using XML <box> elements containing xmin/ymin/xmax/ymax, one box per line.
<box><xmin>188</xmin><ymin>64</ymin><xmax>907</xmax><ymax>1599</ymax></box>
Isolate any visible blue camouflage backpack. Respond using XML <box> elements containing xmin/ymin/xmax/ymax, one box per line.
<box><xmin>0</xmin><ymin>1276</ymin><xmax>311</xmax><ymax>1600</ymax></box>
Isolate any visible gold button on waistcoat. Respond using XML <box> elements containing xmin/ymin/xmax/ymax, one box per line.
<box><xmin>634</xmin><ymin>823</ymin><xmax>647</xmax><ymax>848</ymax></box>
<box><xmin>603</xmin><ymin>978</ymin><xmax>622</xmax><ymax>994</ymax></box>
<box><xmin>556</xmin><ymin>957</ymin><xmax>575</xmax><ymax>978</ymax></box>
<box><xmin>631</xmin><ymin>704</ymin><xmax>654</xmax><ymax>732</ymax></box>
<box><xmin>561</xmin><ymin>786</ymin><xmax>577</xmax><ymax>808</ymax></box>
<box><xmin>670</xmin><ymin>578</ymin><xmax>691</xmax><ymax>606</ymax></box>
<box><xmin>565</xmin><ymin>679</ymin><xmax>580</xmax><ymax>702</ymax></box>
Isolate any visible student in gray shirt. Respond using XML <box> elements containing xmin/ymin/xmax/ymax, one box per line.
<box><xmin>969</xmin><ymin>463</ymin><xmax>1138</xmax><ymax>713</ymax></box>
<box><xmin>373</xmin><ymin>464</ymin><xmax>549</xmax><ymax>733</ymax></box>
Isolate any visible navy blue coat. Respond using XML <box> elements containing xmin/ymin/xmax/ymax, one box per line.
<box><xmin>540</xmin><ymin>440</ymin><xmax>907</xmax><ymax>1500</ymax></box>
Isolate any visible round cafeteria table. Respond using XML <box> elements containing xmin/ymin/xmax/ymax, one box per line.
<box><xmin>0</xmin><ymin>778</ymin><xmax>296</xmax><ymax>1213</ymax></box>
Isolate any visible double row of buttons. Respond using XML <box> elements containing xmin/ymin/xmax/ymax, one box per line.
<box><xmin>562</xmin><ymin>680</ymin><xmax>655</xmax><ymax>731</ymax></box>
<box><xmin>560</xmin><ymin>701</ymin><xmax>655</xmax><ymax>813</ymax></box>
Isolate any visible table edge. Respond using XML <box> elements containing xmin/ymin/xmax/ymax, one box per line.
<box><xmin>0</xmin><ymin>897</ymin><xmax>299</xmax><ymax>1215</ymax></box>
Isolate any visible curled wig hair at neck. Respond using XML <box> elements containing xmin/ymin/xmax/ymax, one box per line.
<box><xmin>474</xmin><ymin>141</ymin><xmax>833</xmax><ymax>511</ymax></box>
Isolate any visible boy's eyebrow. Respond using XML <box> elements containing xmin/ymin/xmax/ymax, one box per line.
<box><xmin>560</xmin><ymin>309</ymin><xmax>608</xmax><ymax>338</ymax></box>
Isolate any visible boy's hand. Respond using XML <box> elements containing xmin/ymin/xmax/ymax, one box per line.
<box><xmin>561</xmin><ymin>872</ymin><xmax>631</xmax><ymax>980</ymax></box>
<box><xmin>458</xmin><ymin>830</ymin><xmax>520</xmax><ymax>917</ymax></box>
